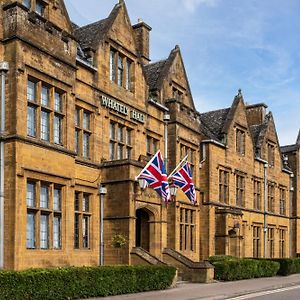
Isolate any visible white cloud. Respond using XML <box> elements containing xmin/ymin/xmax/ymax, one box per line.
<box><xmin>182</xmin><ymin>0</ymin><xmax>219</xmax><ymax>12</ymax></box>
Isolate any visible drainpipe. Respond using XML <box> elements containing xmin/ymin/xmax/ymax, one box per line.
<box><xmin>290</xmin><ymin>173</ymin><xmax>294</xmax><ymax>257</ymax></box>
<box><xmin>0</xmin><ymin>61</ymin><xmax>9</xmax><ymax>269</ymax></box>
<box><xmin>99</xmin><ymin>185</ymin><xmax>107</xmax><ymax>266</ymax></box>
<box><xmin>263</xmin><ymin>162</ymin><xmax>268</xmax><ymax>258</ymax></box>
<box><xmin>163</xmin><ymin>112</ymin><xmax>170</xmax><ymax>172</ymax></box>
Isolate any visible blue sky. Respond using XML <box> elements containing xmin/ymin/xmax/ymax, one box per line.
<box><xmin>65</xmin><ymin>0</ymin><xmax>300</xmax><ymax>145</ymax></box>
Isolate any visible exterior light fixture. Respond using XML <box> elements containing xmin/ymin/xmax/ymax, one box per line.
<box><xmin>169</xmin><ymin>184</ymin><xmax>178</xmax><ymax>197</ymax></box>
<box><xmin>138</xmin><ymin>178</ymin><xmax>148</xmax><ymax>190</ymax></box>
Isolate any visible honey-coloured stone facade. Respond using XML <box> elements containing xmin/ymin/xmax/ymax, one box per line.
<box><xmin>0</xmin><ymin>0</ymin><xmax>295</xmax><ymax>271</ymax></box>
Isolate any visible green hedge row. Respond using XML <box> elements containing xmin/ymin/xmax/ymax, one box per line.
<box><xmin>271</xmin><ymin>258</ymin><xmax>300</xmax><ymax>276</ymax></box>
<box><xmin>0</xmin><ymin>265</ymin><xmax>176</xmax><ymax>300</ymax></box>
<box><xmin>208</xmin><ymin>256</ymin><xmax>280</xmax><ymax>281</ymax></box>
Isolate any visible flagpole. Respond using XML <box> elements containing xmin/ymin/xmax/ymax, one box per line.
<box><xmin>135</xmin><ymin>150</ymin><xmax>161</xmax><ymax>180</ymax></box>
<box><xmin>167</xmin><ymin>155</ymin><xmax>188</xmax><ymax>179</ymax></box>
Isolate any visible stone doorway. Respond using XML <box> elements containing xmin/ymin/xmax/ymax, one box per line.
<box><xmin>135</xmin><ymin>208</ymin><xmax>151</xmax><ymax>252</ymax></box>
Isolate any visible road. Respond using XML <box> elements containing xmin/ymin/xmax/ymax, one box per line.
<box><xmin>86</xmin><ymin>274</ymin><xmax>300</xmax><ymax>300</ymax></box>
<box><xmin>228</xmin><ymin>285</ymin><xmax>300</xmax><ymax>299</ymax></box>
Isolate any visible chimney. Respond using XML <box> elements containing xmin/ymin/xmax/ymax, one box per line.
<box><xmin>246</xmin><ymin>103</ymin><xmax>268</xmax><ymax>126</ymax></box>
<box><xmin>132</xmin><ymin>18</ymin><xmax>152</xmax><ymax>65</ymax></box>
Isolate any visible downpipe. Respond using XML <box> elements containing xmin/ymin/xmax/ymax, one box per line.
<box><xmin>0</xmin><ymin>61</ymin><xmax>9</xmax><ymax>269</ymax></box>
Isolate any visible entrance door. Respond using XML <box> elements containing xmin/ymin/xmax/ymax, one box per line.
<box><xmin>135</xmin><ymin>209</ymin><xmax>150</xmax><ymax>251</ymax></box>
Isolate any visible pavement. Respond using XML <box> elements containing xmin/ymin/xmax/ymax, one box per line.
<box><xmin>85</xmin><ymin>274</ymin><xmax>300</xmax><ymax>300</ymax></box>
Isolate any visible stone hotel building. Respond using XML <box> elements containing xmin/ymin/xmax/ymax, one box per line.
<box><xmin>0</xmin><ymin>0</ymin><xmax>296</xmax><ymax>274</ymax></box>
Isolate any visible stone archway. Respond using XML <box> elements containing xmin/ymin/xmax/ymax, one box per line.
<box><xmin>135</xmin><ymin>207</ymin><xmax>155</xmax><ymax>252</ymax></box>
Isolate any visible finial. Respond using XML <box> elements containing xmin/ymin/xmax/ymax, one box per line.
<box><xmin>238</xmin><ymin>89</ymin><xmax>242</xmax><ymax>96</ymax></box>
<box><xmin>138</xmin><ymin>18</ymin><xmax>143</xmax><ymax>23</ymax></box>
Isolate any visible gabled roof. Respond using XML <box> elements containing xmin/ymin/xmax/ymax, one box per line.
<box><xmin>249</xmin><ymin>114</ymin><xmax>269</xmax><ymax>152</ymax></box>
<box><xmin>200</xmin><ymin>108</ymin><xmax>230</xmax><ymax>142</ymax></box>
<box><xmin>74</xmin><ymin>2</ymin><xmax>121</xmax><ymax>50</ymax></box>
<box><xmin>144</xmin><ymin>59</ymin><xmax>168</xmax><ymax>91</ymax></box>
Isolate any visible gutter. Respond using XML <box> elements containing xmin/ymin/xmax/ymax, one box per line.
<box><xmin>201</xmin><ymin>139</ymin><xmax>226</xmax><ymax>148</ymax></box>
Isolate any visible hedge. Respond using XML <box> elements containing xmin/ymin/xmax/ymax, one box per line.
<box><xmin>272</xmin><ymin>258</ymin><xmax>300</xmax><ymax>276</ymax></box>
<box><xmin>0</xmin><ymin>265</ymin><xmax>176</xmax><ymax>300</ymax></box>
<box><xmin>209</xmin><ymin>257</ymin><xmax>280</xmax><ymax>281</ymax></box>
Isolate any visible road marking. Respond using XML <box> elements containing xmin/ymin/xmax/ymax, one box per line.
<box><xmin>227</xmin><ymin>285</ymin><xmax>300</xmax><ymax>299</ymax></box>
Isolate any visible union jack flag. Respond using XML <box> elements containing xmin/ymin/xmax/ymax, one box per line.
<box><xmin>171</xmin><ymin>162</ymin><xmax>196</xmax><ymax>204</ymax></box>
<box><xmin>136</xmin><ymin>150</ymin><xmax>171</xmax><ymax>203</ymax></box>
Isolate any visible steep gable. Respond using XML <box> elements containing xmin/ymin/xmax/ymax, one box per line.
<box><xmin>297</xmin><ymin>129</ymin><xmax>300</xmax><ymax>145</ymax></box>
<box><xmin>144</xmin><ymin>45</ymin><xmax>196</xmax><ymax>110</ymax></box>
<box><xmin>48</xmin><ymin>0</ymin><xmax>73</xmax><ymax>34</ymax></box>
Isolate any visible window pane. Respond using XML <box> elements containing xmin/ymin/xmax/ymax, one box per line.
<box><xmin>126</xmin><ymin>147</ymin><xmax>131</xmax><ymax>159</ymax></box>
<box><xmin>54</xmin><ymin>187</ymin><xmax>61</xmax><ymax>211</ymax></box>
<box><xmin>53</xmin><ymin>216</ymin><xmax>61</xmax><ymax>249</ymax></box>
<box><xmin>117</xmin><ymin>144</ymin><xmax>123</xmax><ymax>160</ymax></box>
<box><xmin>126</xmin><ymin>129</ymin><xmax>131</xmax><ymax>145</ymax></box>
<box><xmin>40</xmin><ymin>214</ymin><xmax>49</xmax><ymax>249</ymax></box>
<box><xmin>126</xmin><ymin>60</ymin><xmax>131</xmax><ymax>90</ymax></box>
<box><xmin>36</xmin><ymin>0</ymin><xmax>45</xmax><ymax>16</ymax></box>
<box><xmin>54</xmin><ymin>92</ymin><xmax>62</xmax><ymax>112</ymax></box>
<box><xmin>118</xmin><ymin>56</ymin><xmax>123</xmax><ymax>86</ymax></box>
<box><xmin>110</xmin><ymin>123</ymin><xmax>115</xmax><ymax>140</ymax></box>
<box><xmin>40</xmin><ymin>111</ymin><xmax>50</xmax><ymax>141</ymax></box>
<box><xmin>74</xmin><ymin>192</ymin><xmax>80</xmax><ymax>211</ymax></box>
<box><xmin>41</xmin><ymin>86</ymin><xmax>49</xmax><ymax>107</ymax></box>
<box><xmin>27</xmin><ymin>106</ymin><xmax>36</xmax><ymax>137</ymax></box>
<box><xmin>109</xmin><ymin>142</ymin><xmax>115</xmax><ymax>160</ymax></box>
<box><xmin>27</xmin><ymin>182</ymin><xmax>35</xmax><ymax>207</ymax></box>
<box><xmin>26</xmin><ymin>213</ymin><xmax>35</xmax><ymax>249</ymax></box>
<box><xmin>110</xmin><ymin>50</ymin><xmax>116</xmax><ymax>81</ymax></box>
<box><xmin>118</xmin><ymin>127</ymin><xmax>123</xmax><ymax>142</ymax></box>
<box><xmin>23</xmin><ymin>0</ymin><xmax>31</xmax><ymax>8</ymax></box>
<box><xmin>74</xmin><ymin>213</ymin><xmax>80</xmax><ymax>249</ymax></box>
<box><xmin>75</xmin><ymin>108</ymin><xmax>80</xmax><ymax>126</ymax></box>
<box><xmin>83</xmin><ymin>133</ymin><xmax>90</xmax><ymax>158</ymax></box>
<box><xmin>27</xmin><ymin>80</ymin><xmax>36</xmax><ymax>102</ymax></box>
<box><xmin>54</xmin><ymin>115</ymin><xmax>62</xmax><ymax>145</ymax></box>
<box><xmin>82</xmin><ymin>216</ymin><xmax>90</xmax><ymax>248</ymax></box>
<box><xmin>82</xmin><ymin>194</ymin><xmax>89</xmax><ymax>212</ymax></box>
<box><xmin>40</xmin><ymin>184</ymin><xmax>49</xmax><ymax>208</ymax></box>
<box><xmin>75</xmin><ymin>129</ymin><xmax>80</xmax><ymax>154</ymax></box>
<box><xmin>83</xmin><ymin>112</ymin><xmax>90</xmax><ymax>130</ymax></box>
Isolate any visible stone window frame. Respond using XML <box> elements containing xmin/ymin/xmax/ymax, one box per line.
<box><xmin>26</xmin><ymin>179</ymin><xmax>63</xmax><ymax>250</ymax></box>
<box><xmin>219</xmin><ymin>168</ymin><xmax>230</xmax><ymax>204</ymax></box>
<box><xmin>109</xmin><ymin>46</ymin><xmax>133</xmax><ymax>92</ymax></box>
<box><xmin>74</xmin><ymin>191</ymin><xmax>92</xmax><ymax>250</ymax></box>
<box><xmin>267</xmin><ymin>226</ymin><xmax>275</xmax><ymax>258</ymax></box>
<box><xmin>74</xmin><ymin>106</ymin><xmax>93</xmax><ymax>160</ymax></box>
<box><xmin>252</xmin><ymin>224</ymin><xmax>261</xmax><ymax>258</ymax></box>
<box><xmin>279</xmin><ymin>228</ymin><xmax>286</xmax><ymax>258</ymax></box>
<box><xmin>253</xmin><ymin>177</ymin><xmax>262</xmax><ymax>210</ymax></box>
<box><xmin>146</xmin><ymin>135</ymin><xmax>159</xmax><ymax>158</ymax></box>
<box><xmin>109</xmin><ymin>122</ymin><xmax>133</xmax><ymax>161</ymax></box>
<box><xmin>22</xmin><ymin>0</ymin><xmax>48</xmax><ymax>17</ymax></box>
<box><xmin>179</xmin><ymin>207</ymin><xmax>196</xmax><ymax>252</ymax></box>
<box><xmin>235</xmin><ymin>171</ymin><xmax>245</xmax><ymax>207</ymax></box>
<box><xmin>236</xmin><ymin>127</ymin><xmax>246</xmax><ymax>156</ymax></box>
<box><xmin>279</xmin><ymin>186</ymin><xmax>287</xmax><ymax>216</ymax></box>
<box><xmin>27</xmin><ymin>77</ymin><xmax>65</xmax><ymax>146</ymax></box>
<box><xmin>267</xmin><ymin>141</ymin><xmax>275</xmax><ymax>167</ymax></box>
<box><xmin>267</xmin><ymin>181</ymin><xmax>276</xmax><ymax>213</ymax></box>
<box><xmin>180</xmin><ymin>143</ymin><xmax>196</xmax><ymax>179</ymax></box>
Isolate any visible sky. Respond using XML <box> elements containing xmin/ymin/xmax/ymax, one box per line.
<box><xmin>65</xmin><ymin>0</ymin><xmax>300</xmax><ymax>145</ymax></box>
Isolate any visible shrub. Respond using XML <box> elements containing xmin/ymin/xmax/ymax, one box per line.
<box><xmin>208</xmin><ymin>255</ymin><xmax>237</xmax><ymax>263</ymax></box>
<box><xmin>0</xmin><ymin>265</ymin><xmax>176</xmax><ymax>300</ymax></box>
<box><xmin>272</xmin><ymin>258</ymin><xmax>300</xmax><ymax>276</ymax></box>
<box><xmin>211</xmin><ymin>258</ymin><xmax>279</xmax><ymax>281</ymax></box>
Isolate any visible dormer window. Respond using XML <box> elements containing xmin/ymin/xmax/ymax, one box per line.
<box><xmin>109</xmin><ymin>47</ymin><xmax>133</xmax><ymax>91</ymax></box>
<box><xmin>267</xmin><ymin>142</ymin><xmax>275</xmax><ymax>167</ymax></box>
<box><xmin>35</xmin><ymin>0</ymin><xmax>45</xmax><ymax>16</ymax></box>
<box><xmin>236</xmin><ymin>128</ymin><xmax>245</xmax><ymax>155</ymax></box>
<box><xmin>23</xmin><ymin>0</ymin><xmax>31</xmax><ymax>9</ymax></box>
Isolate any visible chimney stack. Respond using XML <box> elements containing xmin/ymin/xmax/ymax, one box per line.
<box><xmin>246</xmin><ymin>103</ymin><xmax>268</xmax><ymax>126</ymax></box>
<box><xmin>132</xmin><ymin>19</ymin><xmax>152</xmax><ymax>65</ymax></box>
